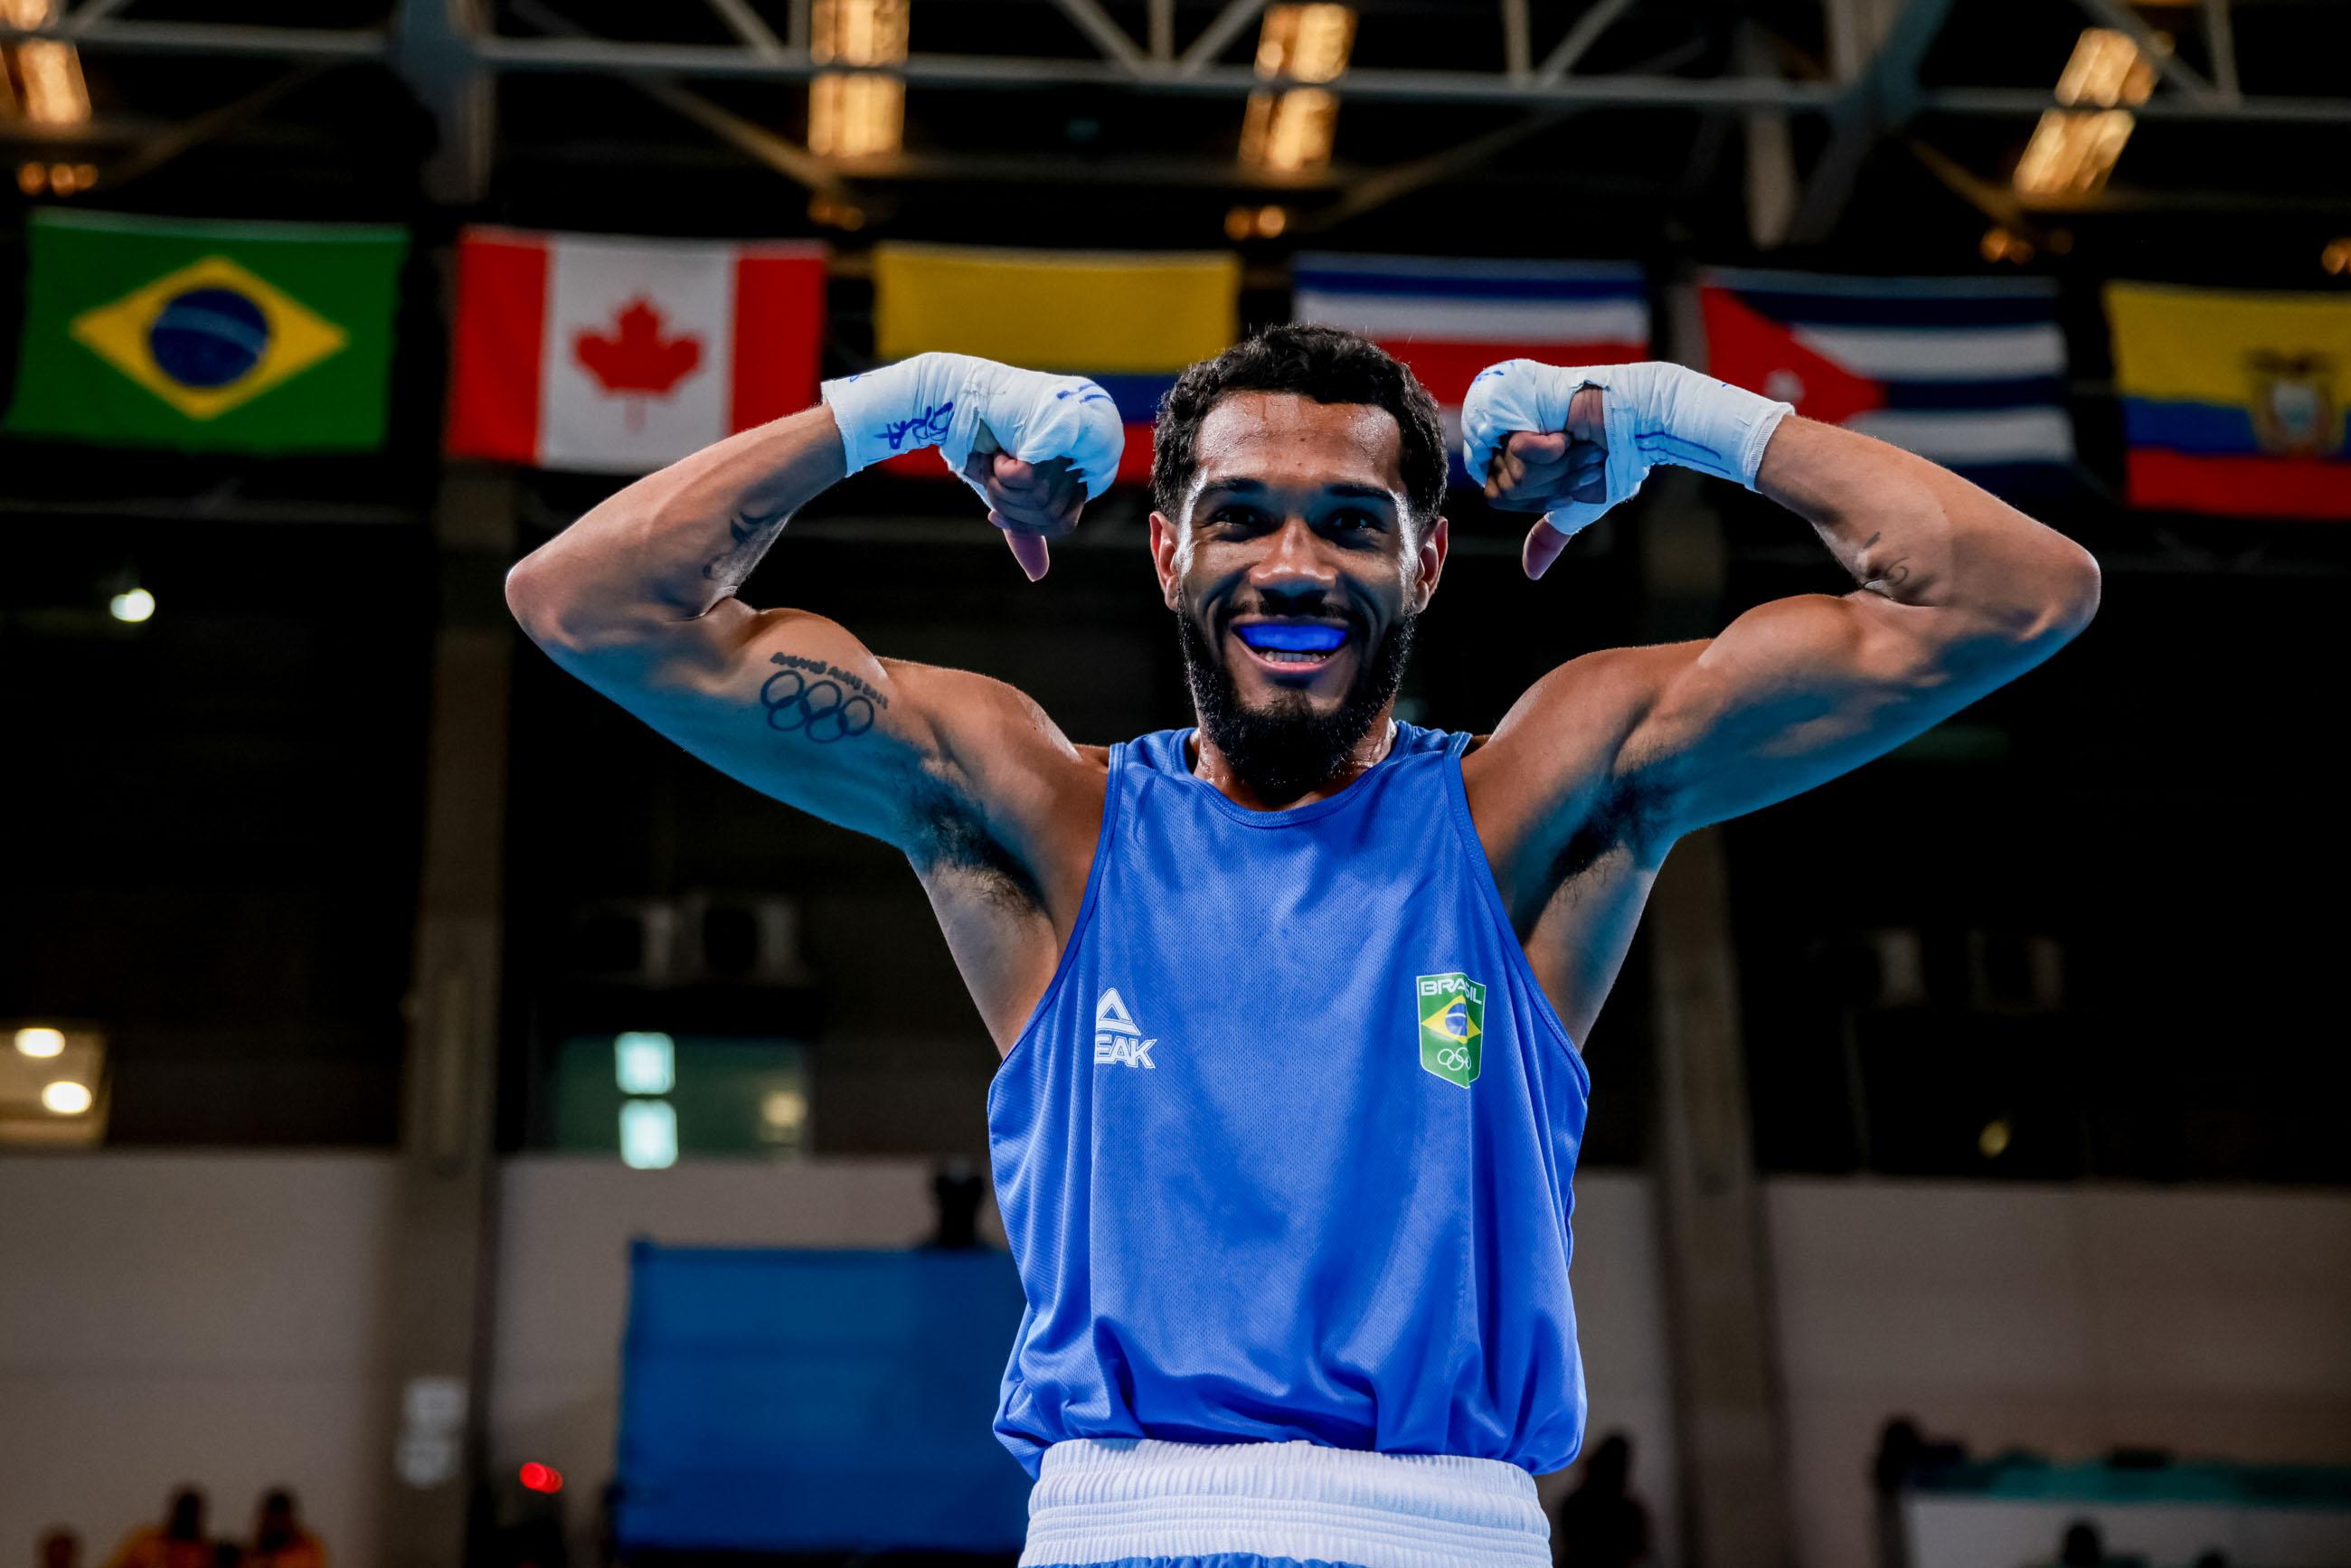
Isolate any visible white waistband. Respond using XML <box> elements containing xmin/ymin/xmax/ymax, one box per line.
<box><xmin>1019</xmin><ymin>1438</ymin><xmax>1551</xmax><ymax>1568</ymax></box>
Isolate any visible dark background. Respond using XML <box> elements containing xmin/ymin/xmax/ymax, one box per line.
<box><xmin>3</xmin><ymin>0</ymin><xmax>2346</xmax><ymax>1181</ymax></box>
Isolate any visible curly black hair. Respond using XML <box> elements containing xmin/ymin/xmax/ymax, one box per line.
<box><xmin>1150</xmin><ymin>323</ymin><xmax>1448</xmax><ymax>529</ymax></box>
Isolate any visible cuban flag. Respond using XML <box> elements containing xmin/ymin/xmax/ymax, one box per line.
<box><xmin>1292</xmin><ymin>254</ymin><xmax>1650</xmax><ymax>484</ymax></box>
<box><xmin>1698</xmin><ymin>269</ymin><xmax>2077</xmax><ymax>494</ymax></box>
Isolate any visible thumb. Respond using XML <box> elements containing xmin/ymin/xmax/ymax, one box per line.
<box><xmin>1523</xmin><ymin>518</ymin><xmax>1572</xmax><ymax>581</ymax></box>
<box><xmin>1005</xmin><ymin>527</ymin><xmax>1050</xmax><ymax>582</ymax></box>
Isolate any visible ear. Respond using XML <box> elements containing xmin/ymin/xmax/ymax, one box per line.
<box><xmin>1148</xmin><ymin>510</ymin><xmax>1183</xmax><ymax>610</ymax></box>
<box><xmin>1412</xmin><ymin>513</ymin><xmax>1449</xmax><ymax>613</ymax></box>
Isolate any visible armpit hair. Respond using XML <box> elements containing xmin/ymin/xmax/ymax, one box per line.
<box><xmin>1541</xmin><ymin>766</ymin><xmax>1672</xmax><ymax>891</ymax></box>
<box><xmin>899</xmin><ymin>760</ymin><xmax>1045</xmax><ymax>912</ymax></box>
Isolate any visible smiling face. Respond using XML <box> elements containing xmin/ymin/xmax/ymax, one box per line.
<box><xmin>1149</xmin><ymin>390</ymin><xmax>1449</xmax><ymax>802</ymax></box>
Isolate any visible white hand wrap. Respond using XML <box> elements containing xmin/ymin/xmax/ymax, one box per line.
<box><xmin>1459</xmin><ymin>359</ymin><xmax>1793</xmax><ymax>541</ymax></box>
<box><xmin>821</xmin><ymin>352</ymin><xmax>1127</xmax><ymax>504</ymax></box>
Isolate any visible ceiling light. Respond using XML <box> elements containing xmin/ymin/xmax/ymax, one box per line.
<box><xmin>1240</xmin><ymin>5</ymin><xmax>1355</xmax><ymax>176</ymax></box>
<box><xmin>2014</xmin><ymin>28</ymin><xmax>2158</xmax><ymax>200</ymax></box>
<box><xmin>809</xmin><ymin>0</ymin><xmax>907</xmax><ymax>159</ymax></box>
<box><xmin>14</xmin><ymin>1026</ymin><xmax>66</xmax><ymax>1059</ymax></box>
<box><xmin>42</xmin><ymin>1082</ymin><xmax>93</xmax><ymax>1115</ymax></box>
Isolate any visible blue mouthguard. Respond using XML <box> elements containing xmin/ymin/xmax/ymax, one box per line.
<box><xmin>1235</xmin><ymin>623</ymin><xmax>1347</xmax><ymax>653</ymax></box>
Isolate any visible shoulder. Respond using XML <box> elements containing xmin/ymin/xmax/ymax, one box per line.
<box><xmin>886</xmin><ymin>659</ymin><xmax>1109</xmax><ymax>898</ymax></box>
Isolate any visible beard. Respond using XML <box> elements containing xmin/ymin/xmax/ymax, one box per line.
<box><xmin>1175</xmin><ymin>603</ymin><xmax>1417</xmax><ymax>805</ymax></box>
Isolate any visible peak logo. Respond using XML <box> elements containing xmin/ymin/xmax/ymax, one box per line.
<box><xmin>1092</xmin><ymin>987</ymin><xmax>1157</xmax><ymax>1070</ymax></box>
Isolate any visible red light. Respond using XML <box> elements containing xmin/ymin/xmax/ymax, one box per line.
<box><xmin>519</xmin><ymin>1462</ymin><xmax>563</xmax><ymax>1494</ymax></box>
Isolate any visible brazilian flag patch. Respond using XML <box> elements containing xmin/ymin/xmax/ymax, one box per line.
<box><xmin>1416</xmin><ymin>971</ymin><xmax>1486</xmax><ymax>1088</ymax></box>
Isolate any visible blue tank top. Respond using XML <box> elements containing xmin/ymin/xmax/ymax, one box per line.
<box><xmin>986</xmin><ymin>721</ymin><xmax>1592</xmax><ymax>1478</ymax></box>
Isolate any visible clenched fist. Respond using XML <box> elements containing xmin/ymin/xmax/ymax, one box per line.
<box><xmin>823</xmin><ymin>352</ymin><xmax>1127</xmax><ymax>581</ymax></box>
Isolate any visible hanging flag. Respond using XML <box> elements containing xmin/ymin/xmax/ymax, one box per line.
<box><xmin>445</xmin><ymin>228</ymin><xmax>826</xmax><ymax>474</ymax></box>
<box><xmin>870</xmin><ymin>243</ymin><xmax>1241</xmax><ymax>484</ymax></box>
<box><xmin>5</xmin><ymin>210</ymin><xmax>405</xmax><ymax>453</ymax></box>
<box><xmin>2106</xmin><ymin>282</ymin><xmax>2351</xmax><ymax>520</ymax></box>
<box><xmin>1292</xmin><ymin>254</ymin><xmax>1650</xmax><ymax>481</ymax></box>
<box><xmin>1698</xmin><ymin>269</ymin><xmax>2076</xmax><ymax>495</ymax></box>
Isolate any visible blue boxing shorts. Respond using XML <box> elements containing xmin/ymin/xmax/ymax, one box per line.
<box><xmin>1017</xmin><ymin>1438</ymin><xmax>1552</xmax><ymax>1568</ymax></box>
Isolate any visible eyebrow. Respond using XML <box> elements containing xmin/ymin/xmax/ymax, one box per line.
<box><xmin>1194</xmin><ymin>477</ymin><xmax>1399</xmax><ymax>507</ymax></box>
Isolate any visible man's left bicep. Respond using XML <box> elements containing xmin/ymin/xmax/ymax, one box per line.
<box><xmin>1627</xmin><ymin>590</ymin><xmax>2031</xmax><ymax>834</ymax></box>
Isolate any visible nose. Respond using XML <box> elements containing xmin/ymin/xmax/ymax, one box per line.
<box><xmin>1248</xmin><ymin>514</ymin><xmax>1340</xmax><ymax>598</ymax></box>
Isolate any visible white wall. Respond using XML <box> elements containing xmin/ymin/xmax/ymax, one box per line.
<box><xmin>1549</xmin><ymin>1172</ymin><xmax>1685</xmax><ymax>1568</ymax></box>
<box><xmin>0</xmin><ymin>1154</ymin><xmax>398</xmax><ymax>1568</ymax></box>
<box><xmin>14</xmin><ymin>1155</ymin><xmax>2345</xmax><ymax>1568</ymax></box>
<box><xmin>1766</xmin><ymin>1179</ymin><xmax>2351</xmax><ymax>1568</ymax></box>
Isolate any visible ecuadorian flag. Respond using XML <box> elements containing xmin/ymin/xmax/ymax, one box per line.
<box><xmin>2107</xmin><ymin>282</ymin><xmax>2351</xmax><ymax>520</ymax></box>
<box><xmin>871</xmin><ymin>243</ymin><xmax>1240</xmax><ymax>485</ymax></box>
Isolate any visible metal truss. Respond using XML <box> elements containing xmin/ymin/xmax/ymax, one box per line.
<box><xmin>3</xmin><ymin>0</ymin><xmax>2346</xmax><ymax>230</ymax></box>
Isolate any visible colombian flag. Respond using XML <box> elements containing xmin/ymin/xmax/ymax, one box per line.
<box><xmin>2107</xmin><ymin>282</ymin><xmax>2351</xmax><ymax>520</ymax></box>
<box><xmin>870</xmin><ymin>243</ymin><xmax>1241</xmax><ymax>485</ymax></box>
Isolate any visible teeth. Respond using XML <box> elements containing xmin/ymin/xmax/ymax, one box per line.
<box><xmin>1260</xmin><ymin>648</ymin><xmax>1330</xmax><ymax>664</ymax></box>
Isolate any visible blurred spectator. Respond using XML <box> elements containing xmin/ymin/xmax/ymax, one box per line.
<box><xmin>1553</xmin><ymin>1432</ymin><xmax>1649</xmax><ymax>1568</ymax></box>
<box><xmin>1872</xmin><ymin>1418</ymin><xmax>1922</xmax><ymax>1568</ymax></box>
<box><xmin>37</xmin><ymin>1528</ymin><xmax>79</xmax><ymax>1568</ymax></box>
<box><xmin>925</xmin><ymin>1158</ymin><xmax>987</xmax><ymax>1250</ymax></box>
<box><xmin>2060</xmin><ymin>1520</ymin><xmax>2105</xmax><ymax>1568</ymax></box>
<box><xmin>101</xmin><ymin>1488</ymin><xmax>210</xmax><ymax>1568</ymax></box>
<box><xmin>244</xmin><ymin>1492</ymin><xmax>323</xmax><ymax>1568</ymax></box>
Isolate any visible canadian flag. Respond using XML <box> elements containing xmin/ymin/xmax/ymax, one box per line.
<box><xmin>445</xmin><ymin>227</ymin><xmax>825</xmax><ymax>474</ymax></box>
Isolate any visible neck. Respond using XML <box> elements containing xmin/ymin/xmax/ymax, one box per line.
<box><xmin>1187</xmin><ymin>711</ymin><xmax>1399</xmax><ymax>812</ymax></box>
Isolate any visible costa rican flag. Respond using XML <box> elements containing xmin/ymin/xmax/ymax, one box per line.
<box><xmin>1698</xmin><ymin>269</ymin><xmax>2078</xmax><ymax>494</ymax></box>
<box><xmin>1291</xmin><ymin>254</ymin><xmax>1650</xmax><ymax>483</ymax></box>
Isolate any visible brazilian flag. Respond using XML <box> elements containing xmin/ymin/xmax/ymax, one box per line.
<box><xmin>6</xmin><ymin>210</ymin><xmax>406</xmax><ymax>452</ymax></box>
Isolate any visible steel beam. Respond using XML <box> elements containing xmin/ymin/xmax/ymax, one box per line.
<box><xmin>393</xmin><ymin>0</ymin><xmax>495</xmax><ymax>207</ymax></box>
<box><xmin>1920</xmin><ymin>84</ymin><xmax>2347</xmax><ymax>123</ymax></box>
<box><xmin>2204</xmin><ymin>0</ymin><xmax>2241</xmax><ymax>101</ymax></box>
<box><xmin>101</xmin><ymin>61</ymin><xmax>332</xmax><ymax>192</ymax></box>
<box><xmin>1786</xmin><ymin>0</ymin><xmax>1956</xmax><ymax>246</ymax></box>
<box><xmin>1048</xmin><ymin>0</ymin><xmax>1147</xmax><ymax>71</ymax></box>
<box><xmin>1176</xmin><ymin>0</ymin><xmax>1264</xmax><ymax>75</ymax></box>
<box><xmin>5</xmin><ymin>9</ymin><xmax>2342</xmax><ymax>127</ymax></box>
<box><xmin>1534</xmin><ymin>0</ymin><xmax>1638</xmax><ymax>86</ymax></box>
<box><xmin>509</xmin><ymin>0</ymin><xmax>851</xmax><ymax>200</ymax></box>
<box><xmin>704</xmin><ymin>0</ymin><xmax>786</xmax><ymax>60</ymax></box>
<box><xmin>0</xmin><ymin>19</ymin><xmax>387</xmax><ymax>58</ymax></box>
<box><xmin>1500</xmin><ymin>0</ymin><xmax>1531</xmax><ymax>80</ymax></box>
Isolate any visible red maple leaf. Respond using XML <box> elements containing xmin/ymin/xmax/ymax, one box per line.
<box><xmin>572</xmin><ymin>297</ymin><xmax>703</xmax><ymax>397</ymax></box>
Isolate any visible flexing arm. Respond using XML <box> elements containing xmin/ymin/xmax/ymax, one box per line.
<box><xmin>505</xmin><ymin>354</ymin><xmax>1118</xmax><ymax>854</ymax></box>
<box><xmin>1468</xmin><ymin>362</ymin><xmax>2101</xmax><ymax>842</ymax></box>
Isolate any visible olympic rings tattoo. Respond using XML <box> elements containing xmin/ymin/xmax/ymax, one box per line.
<box><xmin>760</xmin><ymin>666</ymin><xmax>877</xmax><ymax>743</ymax></box>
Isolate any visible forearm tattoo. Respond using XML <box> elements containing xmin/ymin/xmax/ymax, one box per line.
<box><xmin>759</xmin><ymin>651</ymin><xmax>887</xmax><ymax>744</ymax></box>
<box><xmin>701</xmin><ymin>502</ymin><xmax>790</xmax><ymax>589</ymax></box>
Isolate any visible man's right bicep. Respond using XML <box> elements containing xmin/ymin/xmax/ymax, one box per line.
<box><xmin>552</xmin><ymin>600</ymin><xmax>954</xmax><ymax>850</ymax></box>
